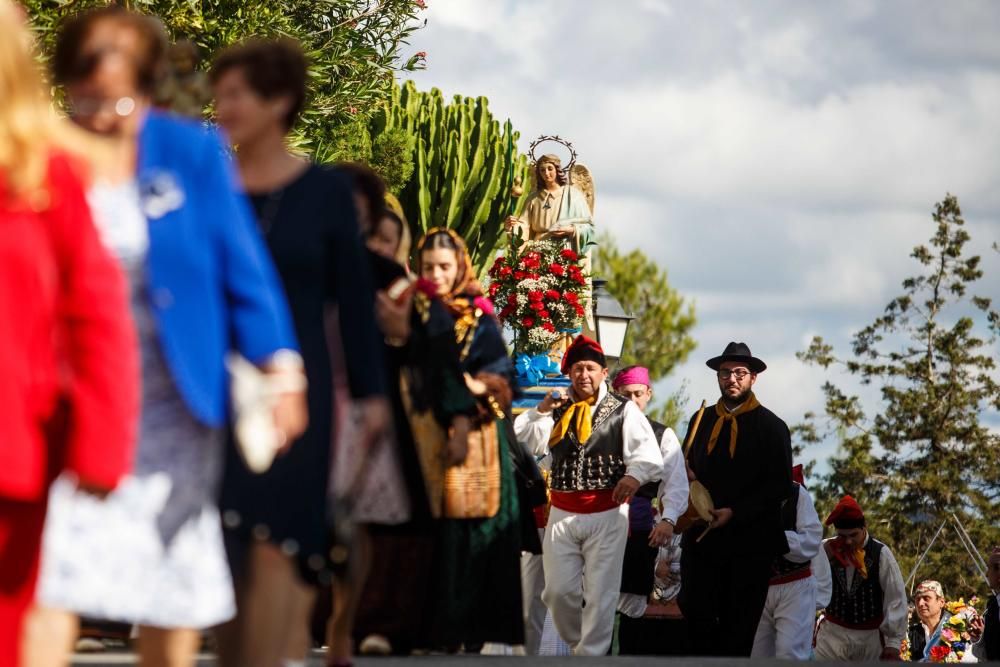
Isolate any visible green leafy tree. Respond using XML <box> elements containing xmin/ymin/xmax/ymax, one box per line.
<box><xmin>799</xmin><ymin>194</ymin><xmax>1000</xmax><ymax>599</ymax></box>
<box><xmin>594</xmin><ymin>233</ymin><xmax>697</xmax><ymax>428</ymax></box>
<box><xmin>24</xmin><ymin>0</ymin><xmax>426</xmax><ymax>165</ymax></box>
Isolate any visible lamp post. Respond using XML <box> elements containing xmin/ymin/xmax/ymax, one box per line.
<box><xmin>591</xmin><ymin>277</ymin><xmax>634</xmax><ymax>368</ymax></box>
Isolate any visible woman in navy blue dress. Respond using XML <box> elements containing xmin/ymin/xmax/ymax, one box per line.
<box><xmin>211</xmin><ymin>39</ymin><xmax>389</xmax><ymax>666</ymax></box>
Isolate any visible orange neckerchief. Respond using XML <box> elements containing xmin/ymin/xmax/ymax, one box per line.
<box><xmin>548</xmin><ymin>393</ymin><xmax>598</xmax><ymax>447</ymax></box>
<box><xmin>829</xmin><ymin>536</ymin><xmax>869</xmax><ymax>579</ymax></box>
<box><xmin>706</xmin><ymin>392</ymin><xmax>761</xmax><ymax>457</ymax></box>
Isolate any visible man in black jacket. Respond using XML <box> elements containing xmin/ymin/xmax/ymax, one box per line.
<box><xmin>677</xmin><ymin>342</ymin><xmax>792</xmax><ymax>656</ymax></box>
<box><xmin>974</xmin><ymin>547</ymin><xmax>1000</xmax><ymax>661</ymax></box>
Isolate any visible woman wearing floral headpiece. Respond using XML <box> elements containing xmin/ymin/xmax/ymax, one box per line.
<box><xmin>400</xmin><ymin>228</ymin><xmax>525</xmax><ymax>650</ymax></box>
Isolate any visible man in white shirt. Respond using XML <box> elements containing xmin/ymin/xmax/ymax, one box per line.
<box><xmin>751</xmin><ymin>465</ymin><xmax>827</xmax><ymax>659</ymax></box>
<box><xmin>813</xmin><ymin>495</ymin><xmax>907</xmax><ymax>661</ymax></box>
<box><xmin>513</xmin><ymin>336</ymin><xmax>662</xmax><ymax>656</ymax></box>
<box><xmin>609</xmin><ymin>366</ymin><xmax>688</xmax><ymax>643</ymax></box>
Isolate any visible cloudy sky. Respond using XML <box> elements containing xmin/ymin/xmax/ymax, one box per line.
<box><xmin>406</xmin><ymin>0</ymin><xmax>1000</xmax><ymax>471</ymax></box>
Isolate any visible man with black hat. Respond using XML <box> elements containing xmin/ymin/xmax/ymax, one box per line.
<box><xmin>514</xmin><ymin>335</ymin><xmax>663</xmax><ymax>655</ymax></box>
<box><xmin>814</xmin><ymin>495</ymin><xmax>908</xmax><ymax>661</ymax></box>
<box><xmin>677</xmin><ymin>342</ymin><xmax>793</xmax><ymax>656</ymax></box>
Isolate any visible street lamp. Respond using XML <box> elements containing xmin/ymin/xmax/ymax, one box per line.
<box><xmin>591</xmin><ymin>277</ymin><xmax>634</xmax><ymax>366</ymax></box>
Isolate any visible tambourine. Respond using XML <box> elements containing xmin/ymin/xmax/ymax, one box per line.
<box><xmin>675</xmin><ymin>480</ymin><xmax>714</xmax><ymax>534</ymax></box>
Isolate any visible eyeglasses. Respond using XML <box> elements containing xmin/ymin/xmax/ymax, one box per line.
<box><xmin>68</xmin><ymin>96</ymin><xmax>136</xmax><ymax>118</ymax></box>
<box><xmin>717</xmin><ymin>368</ymin><xmax>751</xmax><ymax>381</ymax></box>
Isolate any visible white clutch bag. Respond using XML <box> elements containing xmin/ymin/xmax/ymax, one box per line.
<box><xmin>227</xmin><ymin>353</ymin><xmax>304</xmax><ymax>474</ymax></box>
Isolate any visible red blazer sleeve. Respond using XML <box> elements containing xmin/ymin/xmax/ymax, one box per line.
<box><xmin>47</xmin><ymin>155</ymin><xmax>139</xmax><ymax>489</ymax></box>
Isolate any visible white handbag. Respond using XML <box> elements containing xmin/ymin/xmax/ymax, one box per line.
<box><xmin>227</xmin><ymin>353</ymin><xmax>306</xmax><ymax>474</ymax></box>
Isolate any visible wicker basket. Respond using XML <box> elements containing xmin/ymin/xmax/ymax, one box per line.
<box><xmin>443</xmin><ymin>421</ymin><xmax>501</xmax><ymax>519</ymax></box>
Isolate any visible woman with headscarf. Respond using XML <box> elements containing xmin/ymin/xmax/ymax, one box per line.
<box><xmin>401</xmin><ymin>228</ymin><xmax>524</xmax><ymax>651</ymax></box>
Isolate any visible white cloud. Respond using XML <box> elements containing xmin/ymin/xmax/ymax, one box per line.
<box><xmin>408</xmin><ymin>0</ymin><xmax>1000</xmax><ymax>473</ymax></box>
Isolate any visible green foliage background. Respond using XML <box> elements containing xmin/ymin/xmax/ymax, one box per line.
<box><xmin>594</xmin><ymin>232</ymin><xmax>697</xmax><ymax>428</ymax></box>
<box><xmin>23</xmin><ymin>0</ymin><xmax>427</xmax><ymax>168</ymax></box>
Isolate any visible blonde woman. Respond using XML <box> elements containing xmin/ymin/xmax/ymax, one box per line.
<box><xmin>0</xmin><ymin>2</ymin><xmax>139</xmax><ymax>665</ymax></box>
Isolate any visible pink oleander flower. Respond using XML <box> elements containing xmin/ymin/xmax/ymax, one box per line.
<box><xmin>415</xmin><ymin>0</ymin><xmax>427</xmax><ymax>8</ymax></box>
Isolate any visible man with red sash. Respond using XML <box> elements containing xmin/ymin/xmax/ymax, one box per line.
<box><xmin>751</xmin><ymin>464</ymin><xmax>829</xmax><ymax>659</ymax></box>
<box><xmin>514</xmin><ymin>336</ymin><xmax>662</xmax><ymax>655</ymax></box>
<box><xmin>814</xmin><ymin>495</ymin><xmax>907</xmax><ymax>661</ymax></box>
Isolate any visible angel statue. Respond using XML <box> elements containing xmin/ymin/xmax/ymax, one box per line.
<box><xmin>504</xmin><ymin>137</ymin><xmax>597</xmax><ymax>342</ymax></box>
<box><xmin>504</xmin><ymin>149</ymin><xmax>596</xmax><ymax>257</ymax></box>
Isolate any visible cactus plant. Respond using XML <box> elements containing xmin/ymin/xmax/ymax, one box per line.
<box><xmin>369</xmin><ymin>81</ymin><xmax>532</xmax><ymax>271</ymax></box>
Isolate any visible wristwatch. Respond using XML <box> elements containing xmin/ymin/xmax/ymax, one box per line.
<box><xmin>661</xmin><ymin>518</ymin><xmax>675</xmax><ymax>527</ymax></box>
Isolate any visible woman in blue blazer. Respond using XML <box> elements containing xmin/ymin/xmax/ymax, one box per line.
<box><xmin>29</xmin><ymin>9</ymin><xmax>307</xmax><ymax>665</ymax></box>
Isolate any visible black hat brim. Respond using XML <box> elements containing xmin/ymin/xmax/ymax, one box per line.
<box><xmin>706</xmin><ymin>355</ymin><xmax>767</xmax><ymax>373</ymax></box>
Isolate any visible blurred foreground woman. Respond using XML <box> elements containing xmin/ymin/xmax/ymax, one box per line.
<box><xmin>210</xmin><ymin>39</ymin><xmax>388</xmax><ymax>667</ymax></box>
<box><xmin>27</xmin><ymin>8</ymin><xmax>307</xmax><ymax>667</ymax></box>
<box><xmin>0</xmin><ymin>2</ymin><xmax>139</xmax><ymax>665</ymax></box>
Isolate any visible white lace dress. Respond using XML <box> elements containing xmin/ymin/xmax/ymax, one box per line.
<box><xmin>36</xmin><ymin>181</ymin><xmax>235</xmax><ymax>629</ymax></box>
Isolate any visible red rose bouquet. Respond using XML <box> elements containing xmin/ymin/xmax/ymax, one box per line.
<box><xmin>487</xmin><ymin>240</ymin><xmax>589</xmax><ymax>355</ymax></box>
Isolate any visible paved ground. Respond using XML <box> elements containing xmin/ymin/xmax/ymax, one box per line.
<box><xmin>71</xmin><ymin>653</ymin><xmax>896</xmax><ymax>666</ymax></box>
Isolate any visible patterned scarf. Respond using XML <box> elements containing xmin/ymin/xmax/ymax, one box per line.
<box><xmin>548</xmin><ymin>393</ymin><xmax>598</xmax><ymax>447</ymax></box>
<box><xmin>706</xmin><ymin>392</ymin><xmax>761</xmax><ymax>457</ymax></box>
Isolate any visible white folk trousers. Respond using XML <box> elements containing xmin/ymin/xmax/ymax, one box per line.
<box><xmin>541</xmin><ymin>504</ymin><xmax>629</xmax><ymax>656</ymax></box>
<box><xmin>751</xmin><ymin>575</ymin><xmax>817</xmax><ymax>660</ymax></box>
<box><xmin>814</xmin><ymin>618</ymin><xmax>883</xmax><ymax>661</ymax></box>
<box><xmin>520</xmin><ymin>529</ymin><xmax>546</xmax><ymax>656</ymax></box>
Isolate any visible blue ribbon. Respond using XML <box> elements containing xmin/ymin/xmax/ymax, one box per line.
<box><xmin>515</xmin><ymin>353</ymin><xmax>559</xmax><ymax>386</ymax></box>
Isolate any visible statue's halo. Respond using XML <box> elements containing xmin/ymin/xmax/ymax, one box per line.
<box><xmin>528</xmin><ymin>135</ymin><xmax>578</xmax><ymax>173</ymax></box>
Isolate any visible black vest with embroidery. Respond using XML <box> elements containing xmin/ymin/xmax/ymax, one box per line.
<box><xmin>549</xmin><ymin>392</ymin><xmax>629</xmax><ymax>492</ymax></box>
<box><xmin>769</xmin><ymin>483</ymin><xmax>811</xmax><ymax>581</ymax></box>
<box><xmin>636</xmin><ymin>418</ymin><xmax>666</xmax><ymax>499</ymax></box>
<box><xmin>825</xmin><ymin>537</ymin><xmax>885</xmax><ymax>628</ymax></box>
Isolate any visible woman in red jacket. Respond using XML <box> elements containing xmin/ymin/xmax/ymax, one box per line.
<box><xmin>0</xmin><ymin>3</ymin><xmax>139</xmax><ymax>665</ymax></box>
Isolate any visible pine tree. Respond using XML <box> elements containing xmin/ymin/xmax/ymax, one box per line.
<box><xmin>799</xmin><ymin>195</ymin><xmax>1000</xmax><ymax>598</ymax></box>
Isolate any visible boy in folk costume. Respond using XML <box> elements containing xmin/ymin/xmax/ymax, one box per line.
<box><xmin>513</xmin><ymin>336</ymin><xmax>663</xmax><ymax>655</ymax></box>
<box><xmin>814</xmin><ymin>495</ymin><xmax>908</xmax><ymax>661</ymax></box>
<box><xmin>751</xmin><ymin>464</ymin><xmax>830</xmax><ymax>659</ymax></box>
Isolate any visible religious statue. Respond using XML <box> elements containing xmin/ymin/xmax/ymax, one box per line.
<box><xmin>504</xmin><ymin>149</ymin><xmax>595</xmax><ymax>256</ymax></box>
<box><xmin>153</xmin><ymin>39</ymin><xmax>211</xmax><ymax>118</ymax></box>
<box><xmin>504</xmin><ymin>136</ymin><xmax>597</xmax><ymax>342</ymax></box>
